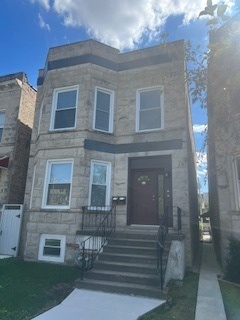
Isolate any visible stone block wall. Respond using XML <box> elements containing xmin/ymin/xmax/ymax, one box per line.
<box><xmin>23</xmin><ymin>40</ymin><xmax>198</xmax><ymax>267</ymax></box>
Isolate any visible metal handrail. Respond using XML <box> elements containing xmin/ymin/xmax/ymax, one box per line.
<box><xmin>157</xmin><ymin>206</ymin><xmax>182</xmax><ymax>289</ymax></box>
<box><xmin>80</xmin><ymin>206</ymin><xmax>116</xmax><ymax>280</ymax></box>
<box><xmin>82</xmin><ymin>206</ymin><xmax>115</xmax><ymax>230</ymax></box>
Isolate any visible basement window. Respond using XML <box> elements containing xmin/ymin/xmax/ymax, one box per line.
<box><xmin>38</xmin><ymin>234</ymin><xmax>66</xmax><ymax>263</ymax></box>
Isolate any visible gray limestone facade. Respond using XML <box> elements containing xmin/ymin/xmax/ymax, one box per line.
<box><xmin>23</xmin><ymin>40</ymin><xmax>198</xmax><ymax>267</ymax></box>
<box><xmin>0</xmin><ymin>72</ymin><xmax>36</xmax><ymax>205</ymax></box>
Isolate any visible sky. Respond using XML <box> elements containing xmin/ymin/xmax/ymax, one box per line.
<box><xmin>1</xmin><ymin>0</ymin><xmax>235</xmax><ymax>193</ymax></box>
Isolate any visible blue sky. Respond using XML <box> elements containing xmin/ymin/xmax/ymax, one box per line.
<box><xmin>1</xmin><ymin>0</ymin><xmax>234</xmax><ymax>192</ymax></box>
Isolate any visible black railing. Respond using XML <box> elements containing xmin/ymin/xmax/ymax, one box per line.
<box><xmin>157</xmin><ymin>206</ymin><xmax>182</xmax><ymax>289</ymax></box>
<box><xmin>79</xmin><ymin>206</ymin><xmax>116</xmax><ymax>280</ymax></box>
<box><xmin>81</xmin><ymin>206</ymin><xmax>115</xmax><ymax>230</ymax></box>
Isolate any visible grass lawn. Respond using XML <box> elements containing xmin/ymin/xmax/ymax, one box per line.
<box><xmin>0</xmin><ymin>257</ymin><xmax>80</xmax><ymax>320</ymax></box>
<box><xmin>219</xmin><ymin>279</ymin><xmax>240</xmax><ymax>320</ymax></box>
<box><xmin>141</xmin><ymin>272</ymin><xmax>199</xmax><ymax>320</ymax></box>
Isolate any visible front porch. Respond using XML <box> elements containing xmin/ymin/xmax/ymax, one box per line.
<box><xmin>75</xmin><ymin>206</ymin><xmax>185</xmax><ymax>298</ymax></box>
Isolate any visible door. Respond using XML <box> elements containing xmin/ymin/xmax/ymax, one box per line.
<box><xmin>0</xmin><ymin>205</ymin><xmax>23</xmax><ymax>256</ymax></box>
<box><xmin>129</xmin><ymin>169</ymin><xmax>164</xmax><ymax>225</ymax></box>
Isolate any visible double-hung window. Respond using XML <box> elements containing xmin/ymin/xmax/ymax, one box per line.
<box><xmin>89</xmin><ymin>161</ymin><xmax>111</xmax><ymax>207</ymax></box>
<box><xmin>136</xmin><ymin>86</ymin><xmax>164</xmax><ymax>132</ymax></box>
<box><xmin>38</xmin><ymin>234</ymin><xmax>66</xmax><ymax>263</ymax></box>
<box><xmin>51</xmin><ymin>86</ymin><xmax>78</xmax><ymax>130</ymax></box>
<box><xmin>0</xmin><ymin>111</ymin><xmax>6</xmax><ymax>143</ymax></box>
<box><xmin>93</xmin><ymin>87</ymin><xmax>114</xmax><ymax>133</ymax></box>
<box><xmin>43</xmin><ymin>160</ymin><xmax>73</xmax><ymax>209</ymax></box>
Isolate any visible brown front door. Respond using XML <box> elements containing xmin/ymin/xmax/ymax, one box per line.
<box><xmin>129</xmin><ymin>169</ymin><xmax>164</xmax><ymax>225</ymax></box>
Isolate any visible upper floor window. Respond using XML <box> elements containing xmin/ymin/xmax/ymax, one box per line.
<box><xmin>0</xmin><ymin>112</ymin><xmax>6</xmax><ymax>143</ymax></box>
<box><xmin>42</xmin><ymin>160</ymin><xmax>73</xmax><ymax>209</ymax></box>
<box><xmin>89</xmin><ymin>160</ymin><xmax>111</xmax><ymax>206</ymax></box>
<box><xmin>51</xmin><ymin>86</ymin><xmax>78</xmax><ymax>130</ymax></box>
<box><xmin>136</xmin><ymin>86</ymin><xmax>164</xmax><ymax>132</ymax></box>
<box><xmin>93</xmin><ymin>87</ymin><xmax>114</xmax><ymax>133</ymax></box>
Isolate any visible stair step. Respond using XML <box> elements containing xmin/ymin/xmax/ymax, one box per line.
<box><xmin>108</xmin><ymin>238</ymin><xmax>156</xmax><ymax>248</ymax></box>
<box><xmin>84</xmin><ymin>269</ymin><xmax>160</xmax><ymax>286</ymax></box>
<box><xmin>112</xmin><ymin>231</ymin><xmax>157</xmax><ymax>241</ymax></box>
<box><xmin>103</xmin><ymin>245</ymin><xmax>157</xmax><ymax>256</ymax></box>
<box><xmin>94</xmin><ymin>260</ymin><xmax>157</xmax><ymax>275</ymax></box>
<box><xmin>75</xmin><ymin>278</ymin><xmax>166</xmax><ymax>299</ymax></box>
<box><xmin>98</xmin><ymin>252</ymin><xmax>159</xmax><ymax>264</ymax></box>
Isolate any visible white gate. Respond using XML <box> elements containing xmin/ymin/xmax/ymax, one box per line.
<box><xmin>0</xmin><ymin>204</ymin><xmax>23</xmax><ymax>256</ymax></box>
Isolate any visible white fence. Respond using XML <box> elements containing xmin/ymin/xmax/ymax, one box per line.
<box><xmin>0</xmin><ymin>204</ymin><xmax>23</xmax><ymax>256</ymax></box>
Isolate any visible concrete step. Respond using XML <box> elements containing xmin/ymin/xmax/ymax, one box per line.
<box><xmin>75</xmin><ymin>227</ymin><xmax>173</xmax><ymax>299</ymax></box>
<box><xmin>111</xmin><ymin>231</ymin><xmax>158</xmax><ymax>241</ymax></box>
<box><xmin>75</xmin><ymin>278</ymin><xmax>166</xmax><ymax>299</ymax></box>
<box><xmin>84</xmin><ymin>269</ymin><xmax>160</xmax><ymax>287</ymax></box>
<box><xmin>108</xmin><ymin>238</ymin><xmax>157</xmax><ymax>248</ymax></box>
<box><xmin>103</xmin><ymin>245</ymin><xmax>157</xmax><ymax>256</ymax></box>
<box><xmin>94</xmin><ymin>260</ymin><xmax>157</xmax><ymax>275</ymax></box>
<box><xmin>98</xmin><ymin>252</ymin><xmax>159</xmax><ymax>264</ymax></box>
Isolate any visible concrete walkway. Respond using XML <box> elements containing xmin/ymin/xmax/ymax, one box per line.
<box><xmin>32</xmin><ymin>289</ymin><xmax>164</xmax><ymax>320</ymax></box>
<box><xmin>195</xmin><ymin>242</ymin><xmax>227</xmax><ymax>320</ymax></box>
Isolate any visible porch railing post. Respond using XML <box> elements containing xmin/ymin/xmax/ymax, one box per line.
<box><xmin>177</xmin><ymin>206</ymin><xmax>182</xmax><ymax>234</ymax></box>
<box><xmin>81</xmin><ymin>245</ymin><xmax>85</xmax><ymax>280</ymax></box>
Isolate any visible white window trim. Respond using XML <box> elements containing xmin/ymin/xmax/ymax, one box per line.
<box><xmin>38</xmin><ymin>234</ymin><xmax>66</xmax><ymax>263</ymax></box>
<box><xmin>50</xmin><ymin>85</ymin><xmax>79</xmax><ymax>131</ymax></box>
<box><xmin>233</xmin><ymin>157</ymin><xmax>240</xmax><ymax>210</ymax></box>
<box><xmin>88</xmin><ymin>160</ymin><xmax>111</xmax><ymax>206</ymax></box>
<box><xmin>0</xmin><ymin>110</ymin><xmax>6</xmax><ymax>143</ymax></box>
<box><xmin>93</xmin><ymin>87</ymin><xmax>114</xmax><ymax>133</ymax></box>
<box><xmin>42</xmin><ymin>159</ymin><xmax>74</xmax><ymax>209</ymax></box>
<box><xmin>38</xmin><ymin>101</ymin><xmax>43</xmax><ymax>136</ymax></box>
<box><xmin>29</xmin><ymin>164</ymin><xmax>36</xmax><ymax>209</ymax></box>
<box><xmin>136</xmin><ymin>85</ymin><xmax>164</xmax><ymax>132</ymax></box>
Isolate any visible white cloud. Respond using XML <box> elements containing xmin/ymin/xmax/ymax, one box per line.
<box><xmin>193</xmin><ymin>124</ymin><xmax>207</xmax><ymax>134</ymax></box>
<box><xmin>31</xmin><ymin>0</ymin><xmax>50</xmax><ymax>11</ymax></box>
<box><xmin>197</xmin><ymin>168</ymin><xmax>207</xmax><ymax>177</ymax></box>
<box><xmin>196</xmin><ymin>151</ymin><xmax>207</xmax><ymax>167</ymax></box>
<box><xmin>30</xmin><ymin>0</ymin><xmax>233</xmax><ymax>50</ymax></box>
<box><xmin>38</xmin><ymin>13</ymin><xmax>51</xmax><ymax>31</ymax></box>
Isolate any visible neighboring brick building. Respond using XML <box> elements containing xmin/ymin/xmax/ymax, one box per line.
<box><xmin>23</xmin><ymin>39</ymin><xmax>199</xmax><ymax>267</ymax></box>
<box><xmin>208</xmin><ymin>14</ymin><xmax>240</xmax><ymax>265</ymax></box>
<box><xmin>0</xmin><ymin>72</ymin><xmax>36</xmax><ymax>205</ymax></box>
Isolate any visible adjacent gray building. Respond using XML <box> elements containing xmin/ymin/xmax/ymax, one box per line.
<box><xmin>0</xmin><ymin>72</ymin><xmax>36</xmax><ymax>205</ymax></box>
<box><xmin>208</xmin><ymin>14</ymin><xmax>240</xmax><ymax>265</ymax></box>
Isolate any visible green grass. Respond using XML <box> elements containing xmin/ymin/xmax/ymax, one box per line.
<box><xmin>0</xmin><ymin>258</ymin><xmax>80</xmax><ymax>320</ymax></box>
<box><xmin>219</xmin><ymin>279</ymin><xmax>240</xmax><ymax>320</ymax></box>
<box><xmin>141</xmin><ymin>272</ymin><xmax>199</xmax><ymax>320</ymax></box>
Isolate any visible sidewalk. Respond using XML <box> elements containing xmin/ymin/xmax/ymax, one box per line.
<box><xmin>32</xmin><ymin>289</ymin><xmax>164</xmax><ymax>320</ymax></box>
<box><xmin>195</xmin><ymin>242</ymin><xmax>226</xmax><ymax>320</ymax></box>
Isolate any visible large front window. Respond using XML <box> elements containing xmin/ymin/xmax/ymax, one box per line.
<box><xmin>93</xmin><ymin>87</ymin><xmax>114</xmax><ymax>133</ymax></box>
<box><xmin>43</xmin><ymin>160</ymin><xmax>73</xmax><ymax>208</ymax></box>
<box><xmin>89</xmin><ymin>161</ymin><xmax>111</xmax><ymax>206</ymax></box>
<box><xmin>51</xmin><ymin>86</ymin><xmax>78</xmax><ymax>130</ymax></box>
<box><xmin>136</xmin><ymin>86</ymin><xmax>164</xmax><ymax>132</ymax></box>
<box><xmin>0</xmin><ymin>112</ymin><xmax>6</xmax><ymax>143</ymax></box>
